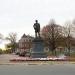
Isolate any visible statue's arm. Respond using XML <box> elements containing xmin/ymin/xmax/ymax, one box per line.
<box><xmin>33</xmin><ymin>24</ymin><xmax>36</xmax><ymax>29</ymax></box>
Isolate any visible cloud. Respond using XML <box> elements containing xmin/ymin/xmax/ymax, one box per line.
<box><xmin>0</xmin><ymin>0</ymin><xmax>75</xmax><ymax>37</ymax></box>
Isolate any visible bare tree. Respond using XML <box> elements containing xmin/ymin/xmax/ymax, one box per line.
<box><xmin>6</xmin><ymin>32</ymin><xmax>17</xmax><ymax>53</ymax></box>
<box><xmin>0</xmin><ymin>33</ymin><xmax>3</xmax><ymax>39</ymax></box>
<box><xmin>64</xmin><ymin>20</ymin><xmax>75</xmax><ymax>56</ymax></box>
<box><xmin>41</xmin><ymin>19</ymin><xmax>63</xmax><ymax>55</ymax></box>
<box><xmin>0</xmin><ymin>33</ymin><xmax>4</xmax><ymax>47</ymax></box>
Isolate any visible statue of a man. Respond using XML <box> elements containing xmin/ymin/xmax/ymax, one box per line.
<box><xmin>33</xmin><ymin>20</ymin><xmax>40</xmax><ymax>38</ymax></box>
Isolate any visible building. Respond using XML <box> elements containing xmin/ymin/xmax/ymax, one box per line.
<box><xmin>18</xmin><ymin>34</ymin><xmax>33</xmax><ymax>56</ymax></box>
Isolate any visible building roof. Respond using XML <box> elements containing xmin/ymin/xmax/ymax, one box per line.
<box><xmin>21</xmin><ymin>34</ymin><xmax>27</xmax><ymax>38</ymax></box>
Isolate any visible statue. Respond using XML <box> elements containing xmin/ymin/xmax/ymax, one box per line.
<box><xmin>33</xmin><ymin>20</ymin><xmax>40</xmax><ymax>38</ymax></box>
<box><xmin>31</xmin><ymin>20</ymin><xmax>47</xmax><ymax>58</ymax></box>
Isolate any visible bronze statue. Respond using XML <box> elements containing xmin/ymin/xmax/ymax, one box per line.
<box><xmin>33</xmin><ymin>20</ymin><xmax>40</xmax><ymax>38</ymax></box>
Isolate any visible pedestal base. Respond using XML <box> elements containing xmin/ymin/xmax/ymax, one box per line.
<box><xmin>31</xmin><ymin>53</ymin><xmax>47</xmax><ymax>58</ymax></box>
<box><xmin>31</xmin><ymin>37</ymin><xmax>47</xmax><ymax>58</ymax></box>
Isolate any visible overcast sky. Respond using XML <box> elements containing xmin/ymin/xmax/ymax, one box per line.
<box><xmin>0</xmin><ymin>0</ymin><xmax>75</xmax><ymax>44</ymax></box>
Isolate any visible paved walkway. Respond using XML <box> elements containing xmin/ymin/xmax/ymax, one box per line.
<box><xmin>0</xmin><ymin>54</ymin><xmax>19</xmax><ymax>63</ymax></box>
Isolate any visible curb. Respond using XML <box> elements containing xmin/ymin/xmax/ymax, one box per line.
<box><xmin>0</xmin><ymin>61</ymin><xmax>75</xmax><ymax>65</ymax></box>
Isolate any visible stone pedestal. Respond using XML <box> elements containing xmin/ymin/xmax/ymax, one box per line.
<box><xmin>31</xmin><ymin>37</ymin><xmax>47</xmax><ymax>58</ymax></box>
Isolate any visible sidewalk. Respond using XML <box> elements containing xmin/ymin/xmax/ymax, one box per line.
<box><xmin>0</xmin><ymin>60</ymin><xmax>75</xmax><ymax>65</ymax></box>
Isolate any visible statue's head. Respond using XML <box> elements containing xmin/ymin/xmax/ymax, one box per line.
<box><xmin>35</xmin><ymin>20</ymin><xmax>38</xmax><ymax>23</ymax></box>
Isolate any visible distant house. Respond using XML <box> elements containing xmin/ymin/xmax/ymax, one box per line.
<box><xmin>18</xmin><ymin>34</ymin><xmax>33</xmax><ymax>53</ymax></box>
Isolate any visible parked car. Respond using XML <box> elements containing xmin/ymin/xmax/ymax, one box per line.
<box><xmin>15</xmin><ymin>49</ymin><xmax>20</xmax><ymax>55</ymax></box>
<box><xmin>19</xmin><ymin>50</ymin><xmax>26</xmax><ymax>56</ymax></box>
